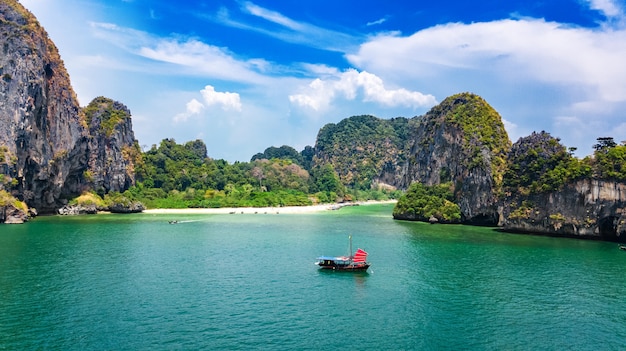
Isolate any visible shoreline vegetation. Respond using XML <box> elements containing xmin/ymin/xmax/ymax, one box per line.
<box><xmin>142</xmin><ymin>200</ymin><xmax>397</xmax><ymax>215</ymax></box>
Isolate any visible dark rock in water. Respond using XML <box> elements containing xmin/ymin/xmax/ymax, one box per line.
<box><xmin>58</xmin><ymin>204</ymin><xmax>98</xmax><ymax>215</ymax></box>
<box><xmin>1</xmin><ymin>203</ymin><xmax>28</xmax><ymax>224</ymax></box>
<box><xmin>108</xmin><ymin>202</ymin><xmax>145</xmax><ymax>213</ymax></box>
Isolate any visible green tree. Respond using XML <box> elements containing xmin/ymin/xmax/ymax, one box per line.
<box><xmin>593</xmin><ymin>141</ymin><xmax>626</xmax><ymax>181</ymax></box>
<box><xmin>312</xmin><ymin>164</ymin><xmax>345</xmax><ymax>197</ymax></box>
<box><xmin>393</xmin><ymin>182</ymin><xmax>461</xmax><ymax>222</ymax></box>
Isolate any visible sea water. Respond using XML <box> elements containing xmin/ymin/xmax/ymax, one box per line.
<box><xmin>1</xmin><ymin>203</ymin><xmax>625</xmax><ymax>350</ymax></box>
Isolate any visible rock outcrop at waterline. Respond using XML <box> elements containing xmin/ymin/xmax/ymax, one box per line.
<box><xmin>0</xmin><ymin>1</ymin><xmax>140</xmax><ymax>222</ymax></box>
<box><xmin>399</xmin><ymin>93</ymin><xmax>510</xmax><ymax>225</ymax></box>
<box><xmin>503</xmin><ymin>179</ymin><xmax>626</xmax><ymax>241</ymax></box>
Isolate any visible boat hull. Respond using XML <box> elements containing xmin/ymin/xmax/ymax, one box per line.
<box><xmin>316</xmin><ymin>262</ymin><xmax>370</xmax><ymax>272</ymax></box>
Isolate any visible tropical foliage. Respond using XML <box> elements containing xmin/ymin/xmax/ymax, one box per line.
<box><xmin>503</xmin><ymin>131</ymin><xmax>592</xmax><ymax>194</ymax></box>
<box><xmin>503</xmin><ymin>133</ymin><xmax>626</xmax><ymax>195</ymax></box>
<box><xmin>69</xmin><ymin>191</ymin><xmax>107</xmax><ymax>208</ymax></box>
<box><xmin>314</xmin><ymin>115</ymin><xmax>410</xmax><ymax>189</ymax></box>
<box><xmin>593</xmin><ymin>137</ymin><xmax>626</xmax><ymax>181</ymax></box>
<box><xmin>83</xmin><ymin>96</ymin><xmax>131</xmax><ymax>137</ymax></box>
<box><xmin>251</xmin><ymin>145</ymin><xmax>304</xmax><ymax>166</ymax></box>
<box><xmin>393</xmin><ymin>182</ymin><xmax>461</xmax><ymax>223</ymax></box>
<box><xmin>126</xmin><ymin>138</ymin><xmax>398</xmax><ymax>209</ymax></box>
<box><xmin>0</xmin><ymin>189</ymin><xmax>28</xmax><ymax>212</ymax></box>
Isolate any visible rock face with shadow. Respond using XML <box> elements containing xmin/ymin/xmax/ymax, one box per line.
<box><xmin>0</xmin><ymin>1</ymin><xmax>139</xmax><ymax>221</ymax></box>
<box><xmin>503</xmin><ymin>179</ymin><xmax>626</xmax><ymax>241</ymax></box>
<box><xmin>397</xmin><ymin>93</ymin><xmax>510</xmax><ymax>225</ymax></box>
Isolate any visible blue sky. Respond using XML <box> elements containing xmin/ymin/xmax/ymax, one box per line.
<box><xmin>20</xmin><ymin>0</ymin><xmax>626</xmax><ymax>162</ymax></box>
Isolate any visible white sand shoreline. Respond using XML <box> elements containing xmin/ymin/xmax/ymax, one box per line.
<box><xmin>142</xmin><ymin>200</ymin><xmax>396</xmax><ymax>215</ymax></box>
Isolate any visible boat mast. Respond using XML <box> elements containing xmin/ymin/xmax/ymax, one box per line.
<box><xmin>349</xmin><ymin>235</ymin><xmax>353</xmax><ymax>263</ymax></box>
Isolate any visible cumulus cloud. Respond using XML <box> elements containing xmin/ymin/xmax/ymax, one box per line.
<box><xmin>174</xmin><ymin>86</ymin><xmax>241</xmax><ymax>123</ymax></box>
<box><xmin>186</xmin><ymin>98</ymin><xmax>204</xmax><ymax>114</ymax></box>
<box><xmin>347</xmin><ymin>19</ymin><xmax>626</xmax><ymax>104</ymax></box>
<box><xmin>200</xmin><ymin>85</ymin><xmax>242</xmax><ymax>111</ymax></box>
<box><xmin>585</xmin><ymin>0</ymin><xmax>623</xmax><ymax>18</ymax></box>
<box><xmin>289</xmin><ymin>69</ymin><xmax>436</xmax><ymax>111</ymax></box>
<box><xmin>174</xmin><ymin>98</ymin><xmax>204</xmax><ymax>123</ymax></box>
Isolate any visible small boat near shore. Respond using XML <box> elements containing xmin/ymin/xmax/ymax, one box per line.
<box><xmin>315</xmin><ymin>236</ymin><xmax>370</xmax><ymax>272</ymax></box>
<box><xmin>619</xmin><ymin>245</ymin><xmax>626</xmax><ymax>251</ymax></box>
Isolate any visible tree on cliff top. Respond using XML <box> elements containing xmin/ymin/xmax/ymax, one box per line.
<box><xmin>592</xmin><ymin>137</ymin><xmax>626</xmax><ymax>181</ymax></box>
<box><xmin>503</xmin><ymin>131</ymin><xmax>592</xmax><ymax>194</ymax></box>
<box><xmin>251</xmin><ymin>145</ymin><xmax>304</xmax><ymax>167</ymax></box>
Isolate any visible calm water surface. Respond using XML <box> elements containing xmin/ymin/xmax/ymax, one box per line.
<box><xmin>1</xmin><ymin>203</ymin><xmax>625</xmax><ymax>350</ymax></box>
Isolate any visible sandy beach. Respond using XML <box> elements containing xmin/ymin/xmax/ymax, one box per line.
<box><xmin>142</xmin><ymin>200</ymin><xmax>396</xmax><ymax>215</ymax></box>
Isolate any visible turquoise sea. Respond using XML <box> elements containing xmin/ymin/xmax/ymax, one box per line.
<box><xmin>1</xmin><ymin>203</ymin><xmax>625</xmax><ymax>350</ymax></box>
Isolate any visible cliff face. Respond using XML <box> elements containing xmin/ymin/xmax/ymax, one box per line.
<box><xmin>400</xmin><ymin>93</ymin><xmax>510</xmax><ymax>225</ymax></box>
<box><xmin>0</xmin><ymin>1</ymin><xmax>88</xmax><ymax>213</ymax></box>
<box><xmin>503</xmin><ymin>179</ymin><xmax>626</xmax><ymax>241</ymax></box>
<box><xmin>84</xmin><ymin>97</ymin><xmax>140</xmax><ymax>195</ymax></box>
<box><xmin>0</xmin><ymin>1</ymin><xmax>139</xmax><ymax>217</ymax></box>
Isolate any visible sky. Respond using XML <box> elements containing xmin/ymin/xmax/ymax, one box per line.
<box><xmin>19</xmin><ymin>0</ymin><xmax>626</xmax><ymax>162</ymax></box>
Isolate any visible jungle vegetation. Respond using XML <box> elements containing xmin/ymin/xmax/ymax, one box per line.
<box><xmin>119</xmin><ymin>138</ymin><xmax>401</xmax><ymax>209</ymax></box>
<box><xmin>503</xmin><ymin>133</ymin><xmax>626</xmax><ymax>195</ymax></box>
<box><xmin>392</xmin><ymin>182</ymin><xmax>462</xmax><ymax>223</ymax></box>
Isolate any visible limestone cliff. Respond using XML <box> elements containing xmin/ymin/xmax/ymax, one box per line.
<box><xmin>500</xmin><ymin>132</ymin><xmax>626</xmax><ymax>241</ymax></box>
<box><xmin>399</xmin><ymin>93</ymin><xmax>511</xmax><ymax>225</ymax></box>
<box><xmin>0</xmin><ymin>0</ymin><xmax>88</xmax><ymax>214</ymax></box>
<box><xmin>84</xmin><ymin>97</ymin><xmax>141</xmax><ymax>195</ymax></box>
<box><xmin>0</xmin><ymin>1</ymin><xmax>139</xmax><ymax>219</ymax></box>
<box><xmin>503</xmin><ymin>179</ymin><xmax>626</xmax><ymax>241</ymax></box>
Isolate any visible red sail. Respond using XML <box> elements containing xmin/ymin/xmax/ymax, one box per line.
<box><xmin>352</xmin><ymin>248</ymin><xmax>368</xmax><ymax>262</ymax></box>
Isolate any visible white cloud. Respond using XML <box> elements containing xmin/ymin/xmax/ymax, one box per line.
<box><xmin>367</xmin><ymin>17</ymin><xmax>388</xmax><ymax>26</ymax></box>
<box><xmin>289</xmin><ymin>69</ymin><xmax>436</xmax><ymax>111</ymax></box>
<box><xmin>348</xmin><ymin>19</ymin><xmax>626</xmax><ymax>103</ymax></box>
<box><xmin>585</xmin><ymin>0</ymin><xmax>623</xmax><ymax>18</ymax></box>
<box><xmin>200</xmin><ymin>85</ymin><xmax>242</xmax><ymax>112</ymax></box>
<box><xmin>174</xmin><ymin>98</ymin><xmax>204</xmax><ymax>123</ymax></box>
<box><xmin>187</xmin><ymin>98</ymin><xmax>205</xmax><ymax>114</ymax></box>
<box><xmin>89</xmin><ymin>22</ymin><xmax>271</xmax><ymax>84</ymax></box>
<box><xmin>241</xmin><ymin>1</ymin><xmax>303</xmax><ymax>30</ymax></box>
<box><xmin>213</xmin><ymin>1</ymin><xmax>361</xmax><ymax>52</ymax></box>
<box><xmin>174</xmin><ymin>86</ymin><xmax>242</xmax><ymax>123</ymax></box>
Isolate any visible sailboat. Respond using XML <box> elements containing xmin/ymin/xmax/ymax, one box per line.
<box><xmin>315</xmin><ymin>236</ymin><xmax>370</xmax><ymax>272</ymax></box>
